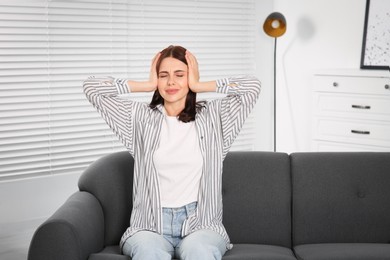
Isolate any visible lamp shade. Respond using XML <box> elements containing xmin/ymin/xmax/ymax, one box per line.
<box><xmin>263</xmin><ymin>12</ymin><xmax>286</xmax><ymax>38</ymax></box>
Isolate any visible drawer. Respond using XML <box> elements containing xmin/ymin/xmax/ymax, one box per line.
<box><xmin>314</xmin><ymin>75</ymin><xmax>390</xmax><ymax>95</ymax></box>
<box><xmin>314</xmin><ymin>93</ymin><xmax>390</xmax><ymax>120</ymax></box>
<box><xmin>313</xmin><ymin>118</ymin><xmax>390</xmax><ymax>147</ymax></box>
<box><xmin>312</xmin><ymin>140</ymin><xmax>390</xmax><ymax>152</ymax></box>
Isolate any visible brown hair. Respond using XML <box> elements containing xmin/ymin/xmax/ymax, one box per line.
<box><xmin>149</xmin><ymin>45</ymin><xmax>200</xmax><ymax>123</ymax></box>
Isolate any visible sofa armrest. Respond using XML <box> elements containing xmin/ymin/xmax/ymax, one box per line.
<box><xmin>78</xmin><ymin>151</ymin><xmax>133</xmax><ymax>245</ymax></box>
<box><xmin>28</xmin><ymin>191</ymin><xmax>104</xmax><ymax>260</ymax></box>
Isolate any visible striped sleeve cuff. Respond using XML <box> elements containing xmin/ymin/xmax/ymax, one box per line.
<box><xmin>216</xmin><ymin>78</ymin><xmax>230</xmax><ymax>94</ymax></box>
<box><xmin>114</xmin><ymin>78</ymin><xmax>131</xmax><ymax>94</ymax></box>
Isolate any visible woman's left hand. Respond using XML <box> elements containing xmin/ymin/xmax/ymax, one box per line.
<box><xmin>185</xmin><ymin>50</ymin><xmax>217</xmax><ymax>93</ymax></box>
<box><xmin>185</xmin><ymin>50</ymin><xmax>200</xmax><ymax>92</ymax></box>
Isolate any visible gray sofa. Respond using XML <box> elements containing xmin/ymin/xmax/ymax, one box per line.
<box><xmin>28</xmin><ymin>151</ymin><xmax>390</xmax><ymax>260</ymax></box>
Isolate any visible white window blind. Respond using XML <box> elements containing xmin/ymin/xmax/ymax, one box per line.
<box><xmin>0</xmin><ymin>0</ymin><xmax>256</xmax><ymax>180</ymax></box>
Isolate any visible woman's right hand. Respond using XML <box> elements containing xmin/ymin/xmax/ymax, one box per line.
<box><xmin>126</xmin><ymin>52</ymin><xmax>161</xmax><ymax>92</ymax></box>
<box><xmin>148</xmin><ymin>52</ymin><xmax>161</xmax><ymax>91</ymax></box>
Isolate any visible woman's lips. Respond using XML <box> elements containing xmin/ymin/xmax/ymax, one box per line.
<box><xmin>165</xmin><ymin>89</ymin><xmax>179</xmax><ymax>95</ymax></box>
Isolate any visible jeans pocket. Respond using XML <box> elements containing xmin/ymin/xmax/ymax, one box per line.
<box><xmin>185</xmin><ymin>202</ymin><xmax>197</xmax><ymax>216</ymax></box>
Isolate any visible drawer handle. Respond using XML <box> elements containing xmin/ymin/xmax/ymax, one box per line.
<box><xmin>351</xmin><ymin>105</ymin><xmax>371</xmax><ymax>109</ymax></box>
<box><xmin>351</xmin><ymin>130</ymin><xmax>370</xmax><ymax>135</ymax></box>
<box><xmin>385</xmin><ymin>84</ymin><xmax>389</xmax><ymax>90</ymax></box>
<box><xmin>332</xmin><ymin>82</ymin><xmax>339</xmax><ymax>87</ymax></box>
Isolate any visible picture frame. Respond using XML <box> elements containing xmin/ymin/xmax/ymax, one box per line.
<box><xmin>360</xmin><ymin>0</ymin><xmax>390</xmax><ymax>70</ymax></box>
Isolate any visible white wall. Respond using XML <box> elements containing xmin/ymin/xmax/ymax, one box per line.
<box><xmin>0</xmin><ymin>174</ymin><xmax>79</xmax><ymax>225</ymax></box>
<box><xmin>254</xmin><ymin>0</ymin><xmax>274</xmax><ymax>151</ymax></box>
<box><xmin>0</xmin><ymin>173</ymin><xmax>80</xmax><ymax>258</ymax></box>
<box><xmin>270</xmin><ymin>0</ymin><xmax>367</xmax><ymax>152</ymax></box>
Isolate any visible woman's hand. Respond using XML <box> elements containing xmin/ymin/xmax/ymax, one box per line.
<box><xmin>147</xmin><ymin>52</ymin><xmax>161</xmax><ymax>91</ymax></box>
<box><xmin>126</xmin><ymin>52</ymin><xmax>160</xmax><ymax>92</ymax></box>
<box><xmin>185</xmin><ymin>50</ymin><xmax>216</xmax><ymax>93</ymax></box>
<box><xmin>185</xmin><ymin>50</ymin><xmax>200</xmax><ymax>92</ymax></box>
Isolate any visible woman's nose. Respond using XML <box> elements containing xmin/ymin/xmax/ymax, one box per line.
<box><xmin>168</xmin><ymin>77</ymin><xmax>175</xmax><ymax>86</ymax></box>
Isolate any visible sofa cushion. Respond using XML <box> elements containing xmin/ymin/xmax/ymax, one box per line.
<box><xmin>88</xmin><ymin>246</ymin><xmax>130</xmax><ymax>260</ymax></box>
<box><xmin>223</xmin><ymin>244</ymin><xmax>297</xmax><ymax>260</ymax></box>
<box><xmin>88</xmin><ymin>244</ymin><xmax>298</xmax><ymax>260</ymax></box>
<box><xmin>222</xmin><ymin>151</ymin><xmax>292</xmax><ymax>248</ymax></box>
<box><xmin>294</xmin><ymin>243</ymin><xmax>390</xmax><ymax>260</ymax></box>
<box><xmin>291</xmin><ymin>152</ymin><xmax>390</xmax><ymax>245</ymax></box>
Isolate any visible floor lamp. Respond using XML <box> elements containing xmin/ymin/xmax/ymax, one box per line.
<box><xmin>263</xmin><ymin>12</ymin><xmax>287</xmax><ymax>152</ymax></box>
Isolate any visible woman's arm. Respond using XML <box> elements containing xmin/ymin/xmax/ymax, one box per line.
<box><xmin>83</xmin><ymin>52</ymin><xmax>160</xmax><ymax>155</ymax></box>
<box><xmin>186</xmin><ymin>50</ymin><xmax>261</xmax><ymax>155</ymax></box>
<box><xmin>125</xmin><ymin>52</ymin><xmax>160</xmax><ymax>92</ymax></box>
<box><xmin>217</xmin><ymin>75</ymin><xmax>261</xmax><ymax>156</ymax></box>
<box><xmin>185</xmin><ymin>50</ymin><xmax>243</xmax><ymax>93</ymax></box>
<box><xmin>83</xmin><ymin>76</ymin><xmax>137</xmax><ymax>155</ymax></box>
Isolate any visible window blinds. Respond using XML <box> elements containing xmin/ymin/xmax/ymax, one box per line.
<box><xmin>0</xmin><ymin>0</ymin><xmax>256</xmax><ymax>179</ymax></box>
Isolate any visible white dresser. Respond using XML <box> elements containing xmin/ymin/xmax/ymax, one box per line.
<box><xmin>312</xmin><ymin>69</ymin><xmax>390</xmax><ymax>151</ymax></box>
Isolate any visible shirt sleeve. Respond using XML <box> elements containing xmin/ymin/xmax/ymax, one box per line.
<box><xmin>83</xmin><ymin>76</ymin><xmax>137</xmax><ymax>155</ymax></box>
<box><xmin>214</xmin><ymin>75</ymin><xmax>261</xmax><ymax>156</ymax></box>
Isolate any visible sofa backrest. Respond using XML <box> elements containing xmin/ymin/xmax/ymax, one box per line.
<box><xmin>78</xmin><ymin>151</ymin><xmax>134</xmax><ymax>246</ymax></box>
<box><xmin>291</xmin><ymin>152</ymin><xmax>390</xmax><ymax>246</ymax></box>
<box><xmin>222</xmin><ymin>151</ymin><xmax>292</xmax><ymax>248</ymax></box>
<box><xmin>78</xmin><ymin>151</ymin><xmax>293</xmax><ymax>248</ymax></box>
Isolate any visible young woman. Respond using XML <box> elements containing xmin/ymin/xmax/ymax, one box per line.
<box><xmin>83</xmin><ymin>45</ymin><xmax>261</xmax><ymax>260</ymax></box>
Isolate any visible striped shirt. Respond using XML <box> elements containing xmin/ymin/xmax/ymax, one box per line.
<box><xmin>83</xmin><ymin>75</ymin><xmax>261</xmax><ymax>251</ymax></box>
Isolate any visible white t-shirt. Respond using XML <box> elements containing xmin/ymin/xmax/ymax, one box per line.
<box><xmin>153</xmin><ymin>115</ymin><xmax>203</xmax><ymax>208</ymax></box>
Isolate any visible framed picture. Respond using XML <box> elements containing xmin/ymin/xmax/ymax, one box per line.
<box><xmin>360</xmin><ymin>0</ymin><xmax>390</xmax><ymax>70</ymax></box>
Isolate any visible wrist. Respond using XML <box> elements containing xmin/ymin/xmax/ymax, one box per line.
<box><xmin>126</xmin><ymin>80</ymin><xmax>157</xmax><ymax>93</ymax></box>
<box><xmin>114</xmin><ymin>78</ymin><xmax>130</xmax><ymax>94</ymax></box>
<box><xmin>190</xmin><ymin>81</ymin><xmax>216</xmax><ymax>93</ymax></box>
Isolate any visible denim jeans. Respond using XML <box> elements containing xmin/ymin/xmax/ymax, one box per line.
<box><xmin>122</xmin><ymin>202</ymin><xmax>227</xmax><ymax>260</ymax></box>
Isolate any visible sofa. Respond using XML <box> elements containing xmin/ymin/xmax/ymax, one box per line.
<box><xmin>28</xmin><ymin>151</ymin><xmax>390</xmax><ymax>260</ymax></box>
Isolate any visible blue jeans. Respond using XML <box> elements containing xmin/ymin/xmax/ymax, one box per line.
<box><xmin>122</xmin><ymin>202</ymin><xmax>227</xmax><ymax>260</ymax></box>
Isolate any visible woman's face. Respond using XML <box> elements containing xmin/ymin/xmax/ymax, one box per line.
<box><xmin>157</xmin><ymin>57</ymin><xmax>189</xmax><ymax>107</ymax></box>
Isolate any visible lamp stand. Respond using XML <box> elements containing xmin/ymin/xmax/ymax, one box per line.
<box><xmin>273</xmin><ymin>37</ymin><xmax>277</xmax><ymax>152</ymax></box>
<box><xmin>262</xmin><ymin>11</ymin><xmax>286</xmax><ymax>152</ymax></box>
